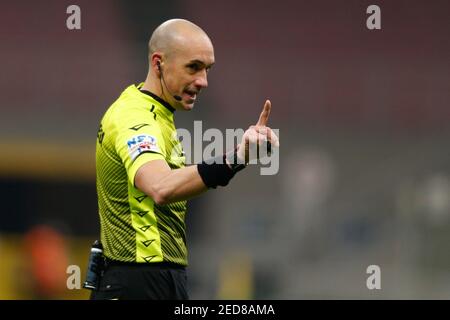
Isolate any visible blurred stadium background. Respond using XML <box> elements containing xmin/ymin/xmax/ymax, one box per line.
<box><xmin>1</xmin><ymin>0</ymin><xmax>449</xmax><ymax>299</ymax></box>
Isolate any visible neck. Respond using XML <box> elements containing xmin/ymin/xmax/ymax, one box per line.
<box><xmin>142</xmin><ymin>74</ymin><xmax>179</xmax><ymax>110</ymax></box>
<box><xmin>141</xmin><ymin>74</ymin><xmax>161</xmax><ymax>96</ymax></box>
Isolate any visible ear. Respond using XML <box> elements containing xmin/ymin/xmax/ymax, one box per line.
<box><xmin>151</xmin><ymin>53</ymin><xmax>163</xmax><ymax>74</ymax></box>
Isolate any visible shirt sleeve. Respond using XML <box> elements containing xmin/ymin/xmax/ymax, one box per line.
<box><xmin>115</xmin><ymin>110</ymin><xmax>167</xmax><ymax>186</ymax></box>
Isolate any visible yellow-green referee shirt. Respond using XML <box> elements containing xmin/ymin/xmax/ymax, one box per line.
<box><xmin>96</xmin><ymin>83</ymin><xmax>187</xmax><ymax>265</ymax></box>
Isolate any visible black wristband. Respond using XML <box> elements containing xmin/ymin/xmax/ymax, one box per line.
<box><xmin>197</xmin><ymin>152</ymin><xmax>246</xmax><ymax>189</ymax></box>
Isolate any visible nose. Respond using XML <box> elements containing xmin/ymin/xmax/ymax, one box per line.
<box><xmin>194</xmin><ymin>70</ymin><xmax>208</xmax><ymax>89</ymax></box>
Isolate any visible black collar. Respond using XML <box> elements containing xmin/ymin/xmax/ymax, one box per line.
<box><xmin>139</xmin><ymin>89</ymin><xmax>176</xmax><ymax>113</ymax></box>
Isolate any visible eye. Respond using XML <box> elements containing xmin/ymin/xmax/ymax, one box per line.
<box><xmin>187</xmin><ymin>63</ymin><xmax>201</xmax><ymax>72</ymax></box>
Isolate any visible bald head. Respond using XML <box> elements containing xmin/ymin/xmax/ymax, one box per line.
<box><xmin>143</xmin><ymin>19</ymin><xmax>215</xmax><ymax>111</ymax></box>
<box><xmin>149</xmin><ymin>19</ymin><xmax>212</xmax><ymax>59</ymax></box>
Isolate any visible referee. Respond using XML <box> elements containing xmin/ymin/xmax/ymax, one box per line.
<box><xmin>91</xmin><ymin>19</ymin><xmax>279</xmax><ymax>300</ymax></box>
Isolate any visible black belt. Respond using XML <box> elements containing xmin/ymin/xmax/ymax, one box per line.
<box><xmin>104</xmin><ymin>257</ymin><xmax>186</xmax><ymax>270</ymax></box>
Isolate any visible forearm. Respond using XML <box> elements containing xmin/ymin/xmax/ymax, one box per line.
<box><xmin>135</xmin><ymin>151</ymin><xmax>245</xmax><ymax>205</ymax></box>
<box><xmin>142</xmin><ymin>165</ymin><xmax>207</xmax><ymax>205</ymax></box>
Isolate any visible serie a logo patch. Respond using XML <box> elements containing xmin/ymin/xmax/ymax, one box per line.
<box><xmin>127</xmin><ymin>134</ymin><xmax>159</xmax><ymax>160</ymax></box>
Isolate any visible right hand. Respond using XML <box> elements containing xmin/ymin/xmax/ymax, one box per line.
<box><xmin>236</xmin><ymin>100</ymin><xmax>280</xmax><ymax>164</ymax></box>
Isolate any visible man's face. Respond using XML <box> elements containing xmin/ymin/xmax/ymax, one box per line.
<box><xmin>162</xmin><ymin>40</ymin><xmax>215</xmax><ymax>111</ymax></box>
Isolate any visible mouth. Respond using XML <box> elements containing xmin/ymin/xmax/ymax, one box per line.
<box><xmin>183</xmin><ymin>89</ymin><xmax>198</xmax><ymax>102</ymax></box>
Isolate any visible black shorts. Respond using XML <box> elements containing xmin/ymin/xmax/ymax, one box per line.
<box><xmin>90</xmin><ymin>260</ymin><xmax>189</xmax><ymax>300</ymax></box>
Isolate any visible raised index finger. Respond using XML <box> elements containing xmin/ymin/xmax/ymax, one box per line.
<box><xmin>256</xmin><ymin>100</ymin><xmax>271</xmax><ymax>126</ymax></box>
